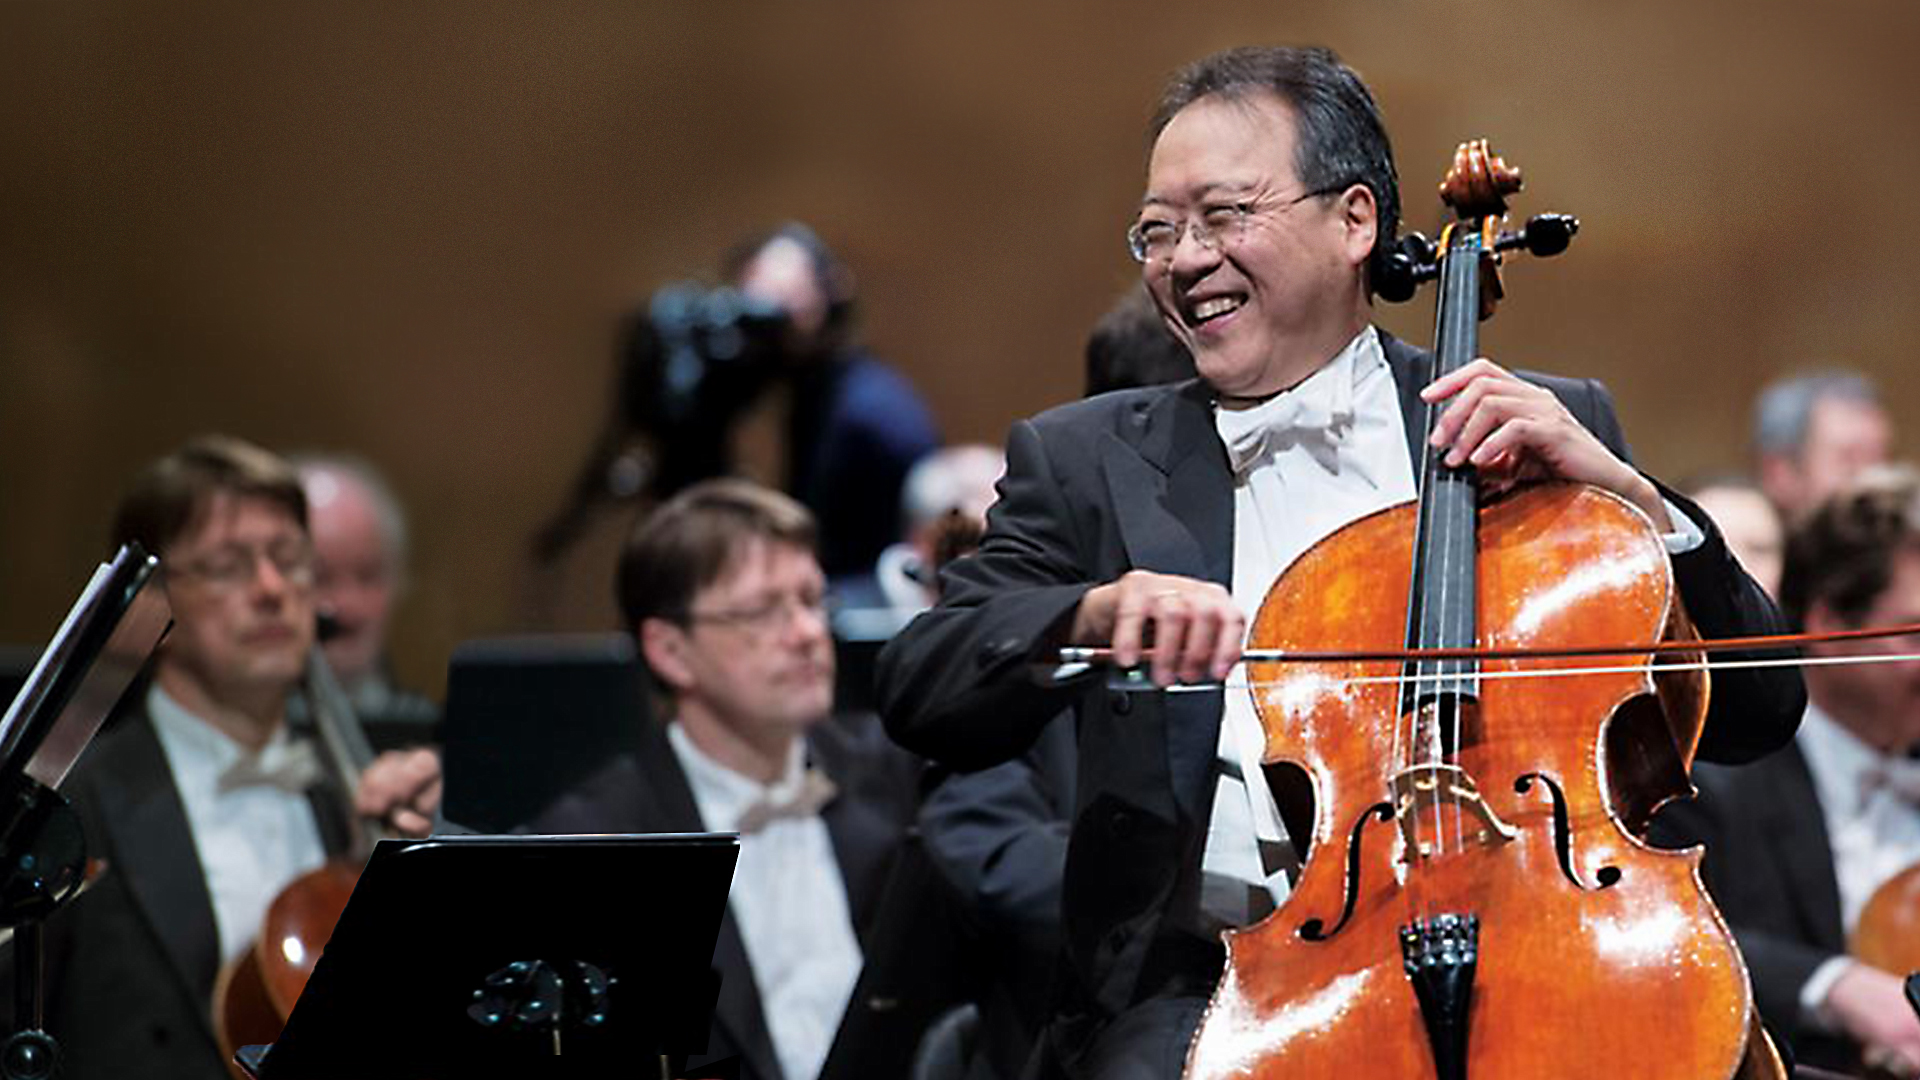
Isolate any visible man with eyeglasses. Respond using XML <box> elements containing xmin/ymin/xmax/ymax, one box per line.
<box><xmin>877</xmin><ymin>45</ymin><xmax>1801</xmax><ymax>1079</ymax></box>
<box><xmin>0</xmin><ymin>434</ymin><xmax>441</xmax><ymax>1080</ymax></box>
<box><xmin>526</xmin><ymin>478</ymin><xmax>921</xmax><ymax>1080</ymax></box>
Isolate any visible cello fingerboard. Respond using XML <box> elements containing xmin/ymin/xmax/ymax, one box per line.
<box><xmin>1401</xmin><ymin>223</ymin><xmax>1485</xmax><ymax>722</ymax></box>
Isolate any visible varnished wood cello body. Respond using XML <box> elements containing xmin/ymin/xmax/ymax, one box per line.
<box><xmin>1183</xmin><ymin>143</ymin><xmax>1772</xmax><ymax>1080</ymax></box>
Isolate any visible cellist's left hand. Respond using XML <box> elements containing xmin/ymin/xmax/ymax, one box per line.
<box><xmin>1421</xmin><ymin>358</ymin><xmax>1672</xmax><ymax>530</ymax></box>
<box><xmin>355</xmin><ymin>747</ymin><xmax>442</xmax><ymax>838</ymax></box>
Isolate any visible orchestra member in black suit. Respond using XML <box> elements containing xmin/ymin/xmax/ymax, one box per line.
<box><xmin>0</xmin><ymin>435</ymin><xmax>437</xmax><ymax>1080</ymax></box>
<box><xmin>877</xmin><ymin>45</ymin><xmax>1802</xmax><ymax>1080</ymax></box>
<box><xmin>1656</xmin><ymin>464</ymin><xmax>1920</xmax><ymax>1076</ymax></box>
<box><xmin>526</xmin><ymin>478</ymin><xmax>918</xmax><ymax>1080</ymax></box>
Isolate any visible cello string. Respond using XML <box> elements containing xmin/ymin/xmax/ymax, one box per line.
<box><xmin>1150</xmin><ymin>648</ymin><xmax>1920</xmax><ymax>693</ymax></box>
<box><xmin>1428</xmin><ymin>254</ymin><xmax>1465</xmax><ymax>879</ymax></box>
<box><xmin>1410</xmin><ymin>296</ymin><xmax>1444</xmax><ymax>894</ymax></box>
<box><xmin>1397</xmin><ymin>335</ymin><xmax>1433</xmax><ymax>892</ymax></box>
<box><xmin>1433</xmin><ymin>226</ymin><xmax>1475</xmax><ymax>867</ymax></box>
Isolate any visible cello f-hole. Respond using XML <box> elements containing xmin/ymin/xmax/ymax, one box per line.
<box><xmin>1515</xmin><ymin>772</ymin><xmax>1623</xmax><ymax>891</ymax></box>
<box><xmin>1299</xmin><ymin>802</ymin><xmax>1394</xmax><ymax>942</ymax></box>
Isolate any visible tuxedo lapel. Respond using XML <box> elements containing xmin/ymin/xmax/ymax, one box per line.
<box><xmin>1105</xmin><ymin>379</ymin><xmax>1234</xmax><ymax>587</ymax></box>
<box><xmin>707</xmin><ymin>918</ymin><xmax>779</xmax><ymax>1080</ymax></box>
<box><xmin>1101</xmin><ymin>382</ymin><xmax>1235</xmax><ymax>820</ymax></box>
<box><xmin>635</xmin><ymin>721</ymin><xmax>705</xmax><ymax>832</ymax></box>
<box><xmin>1765</xmin><ymin>745</ymin><xmax>1846</xmax><ymax>951</ymax></box>
<box><xmin>810</xmin><ymin>735</ymin><xmax>890</xmax><ymax>938</ymax></box>
<box><xmin>90</xmin><ymin>718</ymin><xmax>221</xmax><ymax>1043</ymax></box>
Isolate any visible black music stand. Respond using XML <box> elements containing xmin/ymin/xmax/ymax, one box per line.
<box><xmin>0</xmin><ymin>545</ymin><xmax>169</xmax><ymax>1080</ymax></box>
<box><xmin>239</xmin><ymin>832</ymin><xmax>737</xmax><ymax>1079</ymax></box>
<box><xmin>439</xmin><ymin>635</ymin><xmax>649</xmax><ymax>834</ymax></box>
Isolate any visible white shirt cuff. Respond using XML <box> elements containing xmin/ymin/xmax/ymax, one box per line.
<box><xmin>1801</xmin><ymin>954</ymin><xmax>1856</xmax><ymax>1033</ymax></box>
<box><xmin>1660</xmin><ymin>495</ymin><xmax>1707</xmax><ymax>555</ymax></box>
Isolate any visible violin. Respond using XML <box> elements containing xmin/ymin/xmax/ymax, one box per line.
<box><xmin>1178</xmin><ymin>141</ymin><xmax>1783</xmax><ymax>1080</ymax></box>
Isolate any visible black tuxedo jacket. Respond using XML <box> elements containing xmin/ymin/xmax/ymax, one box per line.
<box><xmin>1652</xmin><ymin>747</ymin><xmax>1855</xmax><ymax>1071</ymax></box>
<box><xmin>918</xmin><ymin>716</ymin><xmax>1076</xmax><ymax>1080</ymax></box>
<box><xmin>0</xmin><ymin>705</ymin><xmax>352</xmax><ymax>1080</ymax></box>
<box><xmin>875</xmin><ymin>331</ymin><xmax>1805</xmax><ymax>1068</ymax></box>
<box><xmin>524</xmin><ymin>713</ymin><xmax>918</xmax><ymax>1080</ymax></box>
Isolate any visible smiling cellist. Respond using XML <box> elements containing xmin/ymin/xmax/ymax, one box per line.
<box><xmin>877</xmin><ymin>45</ymin><xmax>1805</xmax><ymax>1080</ymax></box>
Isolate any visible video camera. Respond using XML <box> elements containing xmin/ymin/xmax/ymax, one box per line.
<box><xmin>619</xmin><ymin>283</ymin><xmax>789</xmax><ymax>435</ymax></box>
<box><xmin>529</xmin><ymin>284</ymin><xmax>792</xmax><ymax>565</ymax></box>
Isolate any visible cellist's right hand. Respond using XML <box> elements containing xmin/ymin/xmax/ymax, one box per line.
<box><xmin>1071</xmin><ymin>570</ymin><xmax>1243</xmax><ymax>688</ymax></box>
<box><xmin>1827</xmin><ymin>961</ymin><xmax>1920</xmax><ymax>1077</ymax></box>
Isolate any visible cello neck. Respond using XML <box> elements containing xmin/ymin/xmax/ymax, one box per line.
<box><xmin>303</xmin><ymin>647</ymin><xmax>382</xmax><ymax>857</ymax></box>
<box><xmin>1402</xmin><ymin>219</ymin><xmax>1490</xmax><ymax>714</ymax></box>
<box><xmin>1400</xmin><ymin>138</ymin><xmax>1526</xmax><ymax>713</ymax></box>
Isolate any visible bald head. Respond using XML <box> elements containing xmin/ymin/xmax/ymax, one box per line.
<box><xmin>296</xmin><ymin>457</ymin><xmax>408</xmax><ymax>688</ymax></box>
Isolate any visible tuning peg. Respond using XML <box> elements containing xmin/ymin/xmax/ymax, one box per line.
<box><xmin>1376</xmin><ymin>233</ymin><xmax>1440</xmax><ymax>304</ymax></box>
<box><xmin>1520</xmin><ymin>214</ymin><xmax>1578</xmax><ymax>257</ymax></box>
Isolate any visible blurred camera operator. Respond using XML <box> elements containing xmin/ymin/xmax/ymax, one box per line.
<box><xmin>723</xmin><ymin>223</ymin><xmax>940</xmax><ymax>585</ymax></box>
<box><xmin>537</xmin><ymin>225</ymin><xmax>939</xmax><ymax>608</ymax></box>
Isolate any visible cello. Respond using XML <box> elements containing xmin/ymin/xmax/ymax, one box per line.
<box><xmin>210</xmin><ymin>644</ymin><xmax>381</xmax><ymax>1078</ymax></box>
<box><xmin>1181</xmin><ymin>141</ymin><xmax>1777</xmax><ymax>1080</ymax></box>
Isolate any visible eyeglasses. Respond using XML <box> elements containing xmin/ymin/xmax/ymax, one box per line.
<box><xmin>683</xmin><ymin>591</ymin><xmax>831</xmax><ymax>637</ymax></box>
<box><xmin>170</xmin><ymin>538</ymin><xmax>316</xmax><ymax>590</ymax></box>
<box><xmin>1126</xmin><ymin>186</ymin><xmax>1345</xmax><ymax>264</ymax></box>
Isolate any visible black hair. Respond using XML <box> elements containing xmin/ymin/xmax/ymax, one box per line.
<box><xmin>1150</xmin><ymin>46</ymin><xmax>1401</xmax><ymax>292</ymax></box>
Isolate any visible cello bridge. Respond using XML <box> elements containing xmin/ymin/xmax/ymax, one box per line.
<box><xmin>1389</xmin><ymin>764</ymin><xmax>1518</xmax><ymax>859</ymax></box>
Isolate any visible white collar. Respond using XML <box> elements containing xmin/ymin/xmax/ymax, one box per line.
<box><xmin>666</xmin><ymin>720</ymin><xmax>809</xmax><ymax>832</ymax></box>
<box><xmin>1799</xmin><ymin>699</ymin><xmax>1920</xmax><ymax>814</ymax></box>
<box><xmin>148</xmin><ymin>684</ymin><xmax>298</xmax><ymax>770</ymax></box>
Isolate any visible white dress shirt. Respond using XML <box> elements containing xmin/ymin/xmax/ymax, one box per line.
<box><xmin>667</xmin><ymin>722</ymin><xmax>861</xmax><ymax>1080</ymax></box>
<box><xmin>1197</xmin><ymin>327</ymin><xmax>1418</xmax><ymax>928</ymax></box>
<box><xmin>147</xmin><ymin>686</ymin><xmax>329</xmax><ymax>965</ymax></box>
<box><xmin>1793</xmin><ymin>701</ymin><xmax>1920</xmax><ymax>1025</ymax></box>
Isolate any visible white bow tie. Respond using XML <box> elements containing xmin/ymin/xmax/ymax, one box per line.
<box><xmin>1860</xmin><ymin>752</ymin><xmax>1920</xmax><ymax>808</ymax></box>
<box><xmin>1215</xmin><ymin>367</ymin><xmax>1354</xmax><ymax>475</ymax></box>
<box><xmin>218</xmin><ymin>738</ymin><xmax>324</xmax><ymax>795</ymax></box>
<box><xmin>736</xmin><ymin>767</ymin><xmax>838</xmax><ymax>834</ymax></box>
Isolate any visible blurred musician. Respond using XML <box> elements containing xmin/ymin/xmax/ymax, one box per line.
<box><xmin>839</xmin><ymin>443</ymin><xmax>1006</xmax><ymax>625</ymax></box>
<box><xmin>525</xmin><ymin>478</ymin><xmax>918</xmax><ymax>1080</ymax></box>
<box><xmin>0</xmin><ymin>435</ymin><xmax>437</xmax><ymax>1079</ymax></box>
<box><xmin>292</xmin><ymin>454</ymin><xmax>438</xmax><ymax>743</ymax></box>
<box><xmin>1658</xmin><ymin>464</ymin><xmax>1920</xmax><ymax>1076</ymax></box>
<box><xmin>1684</xmin><ymin>473</ymin><xmax>1785</xmax><ymax>597</ymax></box>
<box><xmin>1754</xmin><ymin>369</ymin><xmax>1893</xmax><ymax>524</ymax></box>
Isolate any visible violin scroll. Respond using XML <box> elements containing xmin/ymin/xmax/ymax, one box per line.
<box><xmin>1440</xmin><ymin>138</ymin><xmax>1523</xmax><ymax>220</ymax></box>
<box><xmin>1374</xmin><ymin>159</ymin><xmax>1582</xmax><ymax>305</ymax></box>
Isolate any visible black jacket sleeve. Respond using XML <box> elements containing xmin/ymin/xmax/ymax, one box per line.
<box><xmin>877</xmin><ymin>417</ymin><xmax>1098</xmax><ymax>770</ymax></box>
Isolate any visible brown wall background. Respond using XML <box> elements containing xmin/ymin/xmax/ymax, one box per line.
<box><xmin>4</xmin><ymin>2</ymin><xmax>1915</xmax><ymax>696</ymax></box>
